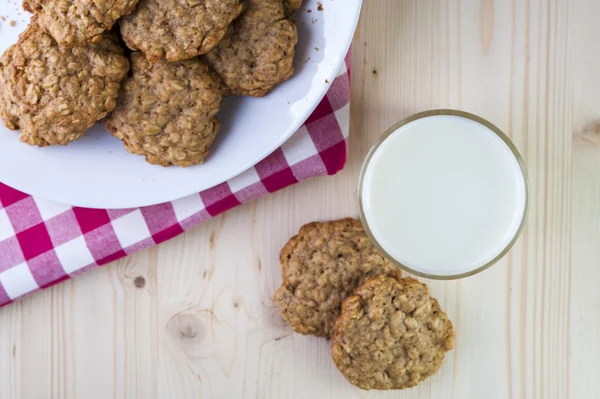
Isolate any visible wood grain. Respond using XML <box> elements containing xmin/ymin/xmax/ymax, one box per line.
<box><xmin>1</xmin><ymin>0</ymin><xmax>598</xmax><ymax>398</ymax></box>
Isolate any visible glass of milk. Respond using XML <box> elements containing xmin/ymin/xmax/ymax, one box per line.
<box><xmin>358</xmin><ymin>110</ymin><xmax>530</xmax><ymax>280</ymax></box>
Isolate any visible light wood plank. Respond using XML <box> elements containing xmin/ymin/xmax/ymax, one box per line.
<box><xmin>0</xmin><ymin>0</ymin><xmax>598</xmax><ymax>398</ymax></box>
<box><xmin>569</xmin><ymin>0</ymin><xmax>600</xmax><ymax>398</ymax></box>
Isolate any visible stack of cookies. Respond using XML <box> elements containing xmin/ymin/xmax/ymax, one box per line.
<box><xmin>0</xmin><ymin>0</ymin><xmax>301</xmax><ymax>166</ymax></box>
<box><xmin>274</xmin><ymin>218</ymin><xmax>455</xmax><ymax>390</ymax></box>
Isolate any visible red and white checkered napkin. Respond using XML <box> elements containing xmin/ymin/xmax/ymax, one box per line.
<box><xmin>0</xmin><ymin>55</ymin><xmax>351</xmax><ymax>307</ymax></box>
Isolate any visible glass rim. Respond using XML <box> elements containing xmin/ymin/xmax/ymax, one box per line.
<box><xmin>357</xmin><ymin>109</ymin><xmax>531</xmax><ymax>280</ymax></box>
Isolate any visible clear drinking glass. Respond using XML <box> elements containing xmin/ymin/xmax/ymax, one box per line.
<box><xmin>357</xmin><ymin>109</ymin><xmax>531</xmax><ymax>280</ymax></box>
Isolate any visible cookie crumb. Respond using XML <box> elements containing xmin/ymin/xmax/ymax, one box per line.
<box><xmin>9</xmin><ymin>20</ymin><xmax>15</xmax><ymax>26</ymax></box>
<box><xmin>325</xmin><ymin>79</ymin><xmax>329</xmax><ymax>84</ymax></box>
<box><xmin>0</xmin><ymin>16</ymin><xmax>5</xmax><ymax>22</ymax></box>
<box><xmin>317</xmin><ymin>2</ymin><xmax>323</xmax><ymax>11</ymax></box>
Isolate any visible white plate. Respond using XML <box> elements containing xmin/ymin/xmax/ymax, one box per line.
<box><xmin>0</xmin><ymin>0</ymin><xmax>361</xmax><ymax>209</ymax></box>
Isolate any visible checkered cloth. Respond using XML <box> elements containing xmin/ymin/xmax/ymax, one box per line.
<box><xmin>0</xmin><ymin>54</ymin><xmax>351</xmax><ymax>307</ymax></box>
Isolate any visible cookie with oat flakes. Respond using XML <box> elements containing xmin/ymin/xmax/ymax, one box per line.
<box><xmin>331</xmin><ymin>276</ymin><xmax>455</xmax><ymax>390</ymax></box>
<box><xmin>283</xmin><ymin>0</ymin><xmax>303</xmax><ymax>15</ymax></box>
<box><xmin>119</xmin><ymin>0</ymin><xmax>243</xmax><ymax>62</ymax></box>
<box><xmin>105</xmin><ymin>53</ymin><xmax>222</xmax><ymax>167</ymax></box>
<box><xmin>274</xmin><ymin>218</ymin><xmax>402</xmax><ymax>338</ymax></box>
<box><xmin>206</xmin><ymin>0</ymin><xmax>298</xmax><ymax>97</ymax></box>
<box><xmin>0</xmin><ymin>23</ymin><xmax>129</xmax><ymax>146</ymax></box>
<box><xmin>23</xmin><ymin>0</ymin><xmax>140</xmax><ymax>46</ymax></box>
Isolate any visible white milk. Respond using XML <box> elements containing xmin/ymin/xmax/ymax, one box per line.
<box><xmin>361</xmin><ymin>114</ymin><xmax>527</xmax><ymax>277</ymax></box>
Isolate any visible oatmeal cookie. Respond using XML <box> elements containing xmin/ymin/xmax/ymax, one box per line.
<box><xmin>23</xmin><ymin>0</ymin><xmax>140</xmax><ymax>46</ymax></box>
<box><xmin>105</xmin><ymin>53</ymin><xmax>222</xmax><ymax>167</ymax></box>
<box><xmin>331</xmin><ymin>276</ymin><xmax>455</xmax><ymax>390</ymax></box>
<box><xmin>206</xmin><ymin>0</ymin><xmax>298</xmax><ymax>97</ymax></box>
<box><xmin>283</xmin><ymin>0</ymin><xmax>303</xmax><ymax>15</ymax></box>
<box><xmin>119</xmin><ymin>0</ymin><xmax>243</xmax><ymax>62</ymax></box>
<box><xmin>274</xmin><ymin>219</ymin><xmax>402</xmax><ymax>338</ymax></box>
<box><xmin>0</xmin><ymin>23</ymin><xmax>129</xmax><ymax>147</ymax></box>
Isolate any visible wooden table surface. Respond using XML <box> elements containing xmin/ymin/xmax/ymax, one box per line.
<box><xmin>1</xmin><ymin>0</ymin><xmax>599</xmax><ymax>398</ymax></box>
